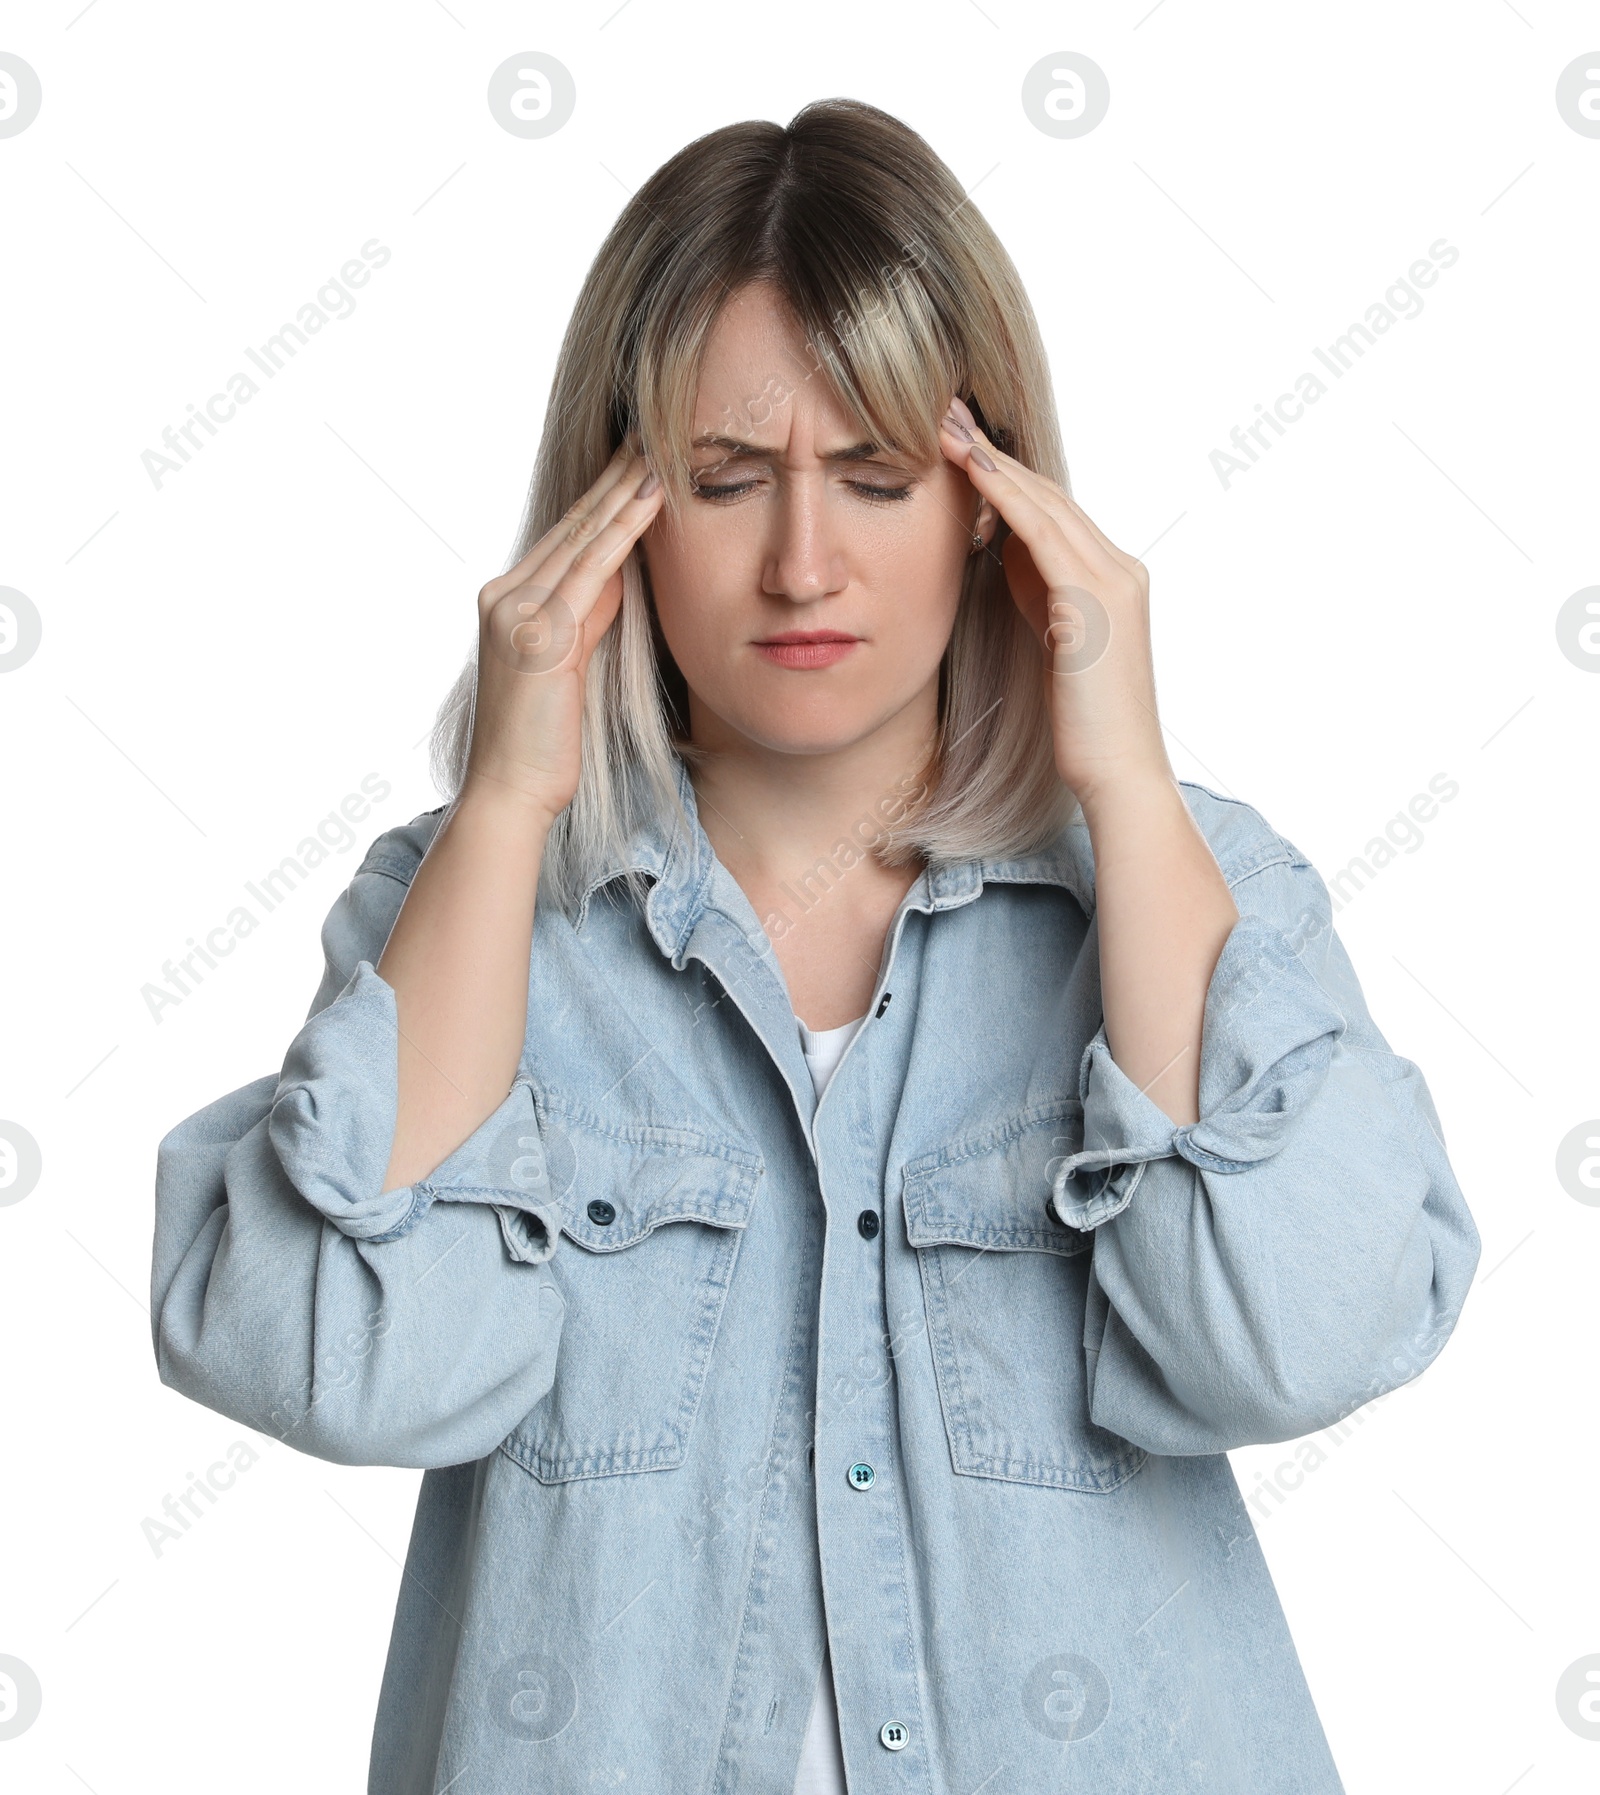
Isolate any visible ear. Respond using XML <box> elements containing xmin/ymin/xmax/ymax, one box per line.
<box><xmin>974</xmin><ymin>498</ymin><xmax>1000</xmax><ymax>548</ymax></box>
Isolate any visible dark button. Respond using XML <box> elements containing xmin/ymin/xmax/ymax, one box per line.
<box><xmin>874</xmin><ymin>991</ymin><xmax>892</xmax><ymax>1018</ymax></box>
<box><xmin>856</xmin><ymin>1208</ymin><xmax>881</xmax><ymax>1240</ymax></box>
<box><xmin>806</xmin><ymin>1442</ymin><xmax>815</xmax><ymax>1468</ymax></box>
<box><xmin>586</xmin><ymin>1198</ymin><xmax>616</xmax><ymax>1226</ymax></box>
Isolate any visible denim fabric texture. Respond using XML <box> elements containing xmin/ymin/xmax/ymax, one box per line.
<box><xmin>151</xmin><ymin>756</ymin><xmax>1481</xmax><ymax>1793</ymax></box>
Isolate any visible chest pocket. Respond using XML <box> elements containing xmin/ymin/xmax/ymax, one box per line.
<box><xmin>499</xmin><ymin>1103</ymin><xmax>763</xmax><ymax>1484</ymax></box>
<box><xmin>901</xmin><ymin>1102</ymin><xmax>1148</xmax><ymax>1494</ymax></box>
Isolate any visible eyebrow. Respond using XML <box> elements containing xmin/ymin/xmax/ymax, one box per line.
<box><xmin>689</xmin><ymin>433</ymin><xmax>891</xmax><ymax>464</ymax></box>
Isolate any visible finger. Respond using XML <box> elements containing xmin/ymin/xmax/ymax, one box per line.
<box><xmin>998</xmin><ymin>449</ymin><xmax>1136</xmax><ymax>574</ymax></box>
<box><xmin>514</xmin><ymin>443</ymin><xmax>643</xmax><ymax>583</ymax></box>
<box><xmin>933</xmin><ymin>407</ymin><xmax>1060</xmax><ymax>524</ymax></box>
<box><xmin>499</xmin><ymin>455</ymin><xmax>650</xmax><ymax>603</ymax></box>
<box><xmin>481</xmin><ymin>441</ymin><xmax>642</xmax><ymax>603</ymax></box>
<box><xmin>535</xmin><ymin>476</ymin><xmax>663</xmax><ymax>630</ymax></box>
<box><xmin>487</xmin><ymin>487</ymin><xmax>656</xmax><ymax>678</ymax></box>
<box><xmin>938</xmin><ymin>424</ymin><xmax>1096</xmax><ymax>596</ymax></box>
<box><xmin>939</xmin><ymin>408</ymin><xmax>1123</xmax><ymax>574</ymax></box>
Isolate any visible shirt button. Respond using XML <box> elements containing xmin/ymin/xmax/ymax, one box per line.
<box><xmin>879</xmin><ymin>1719</ymin><xmax>909</xmax><ymax>1751</ymax></box>
<box><xmin>847</xmin><ymin>1461</ymin><xmax>876</xmax><ymax>1490</ymax></box>
<box><xmin>856</xmin><ymin>1208</ymin><xmax>880</xmax><ymax>1239</ymax></box>
<box><xmin>586</xmin><ymin>1198</ymin><xmax>616</xmax><ymax>1226</ymax></box>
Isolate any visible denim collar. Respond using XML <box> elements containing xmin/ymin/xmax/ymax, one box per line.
<box><xmin>576</xmin><ymin>754</ymin><xmax>1095</xmax><ymax>965</ymax></box>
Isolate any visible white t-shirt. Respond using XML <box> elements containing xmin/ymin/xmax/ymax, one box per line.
<box><xmin>792</xmin><ymin>1012</ymin><xmax>867</xmax><ymax>1795</ymax></box>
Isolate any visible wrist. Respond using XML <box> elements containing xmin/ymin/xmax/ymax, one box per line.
<box><xmin>455</xmin><ymin>765</ymin><xmax>566</xmax><ymax>834</ymax></box>
<box><xmin>1071</xmin><ymin>762</ymin><xmax>1182</xmax><ymax>832</ymax></box>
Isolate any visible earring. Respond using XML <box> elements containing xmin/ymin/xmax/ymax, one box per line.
<box><xmin>970</xmin><ymin>530</ymin><xmax>984</xmax><ymax>554</ymax></box>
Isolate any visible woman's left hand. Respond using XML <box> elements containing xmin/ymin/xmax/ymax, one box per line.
<box><xmin>939</xmin><ymin>395</ymin><xmax>1170</xmax><ymax>809</ymax></box>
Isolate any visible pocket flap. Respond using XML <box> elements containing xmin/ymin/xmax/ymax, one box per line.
<box><xmin>538</xmin><ymin>1098</ymin><xmax>764</xmax><ymax>1252</ymax></box>
<box><xmin>902</xmin><ymin>1101</ymin><xmax>1088</xmax><ymax>1256</ymax></box>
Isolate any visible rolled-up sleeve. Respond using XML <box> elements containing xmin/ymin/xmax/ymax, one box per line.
<box><xmin>151</xmin><ymin>819</ymin><xmax>567</xmax><ymax>1469</ymax></box>
<box><xmin>1049</xmin><ymin>833</ymin><xmax>1481</xmax><ymax>1456</ymax></box>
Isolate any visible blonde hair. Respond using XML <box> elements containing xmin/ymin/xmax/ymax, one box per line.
<box><xmin>429</xmin><ymin>96</ymin><xmax>1080</xmax><ymax>916</ymax></box>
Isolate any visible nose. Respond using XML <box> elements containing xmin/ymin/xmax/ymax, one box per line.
<box><xmin>761</xmin><ymin>472</ymin><xmax>849</xmax><ymax>607</ymax></box>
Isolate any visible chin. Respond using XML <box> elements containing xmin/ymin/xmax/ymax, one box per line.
<box><xmin>703</xmin><ymin>691</ymin><xmax>888</xmax><ymax>759</ymax></box>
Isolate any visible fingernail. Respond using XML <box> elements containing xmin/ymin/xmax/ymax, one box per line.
<box><xmin>948</xmin><ymin>395</ymin><xmax>977</xmax><ymax>431</ymax></box>
<box><xmin>942</xmin><ymin>412</ymin><xmax>974</xmax><ymax>442</ymax></box>
<box><xmin>635</xmin><ymin>470</ymin><xmax>661</xmax><ymax>498</ymax></box>
<box><xmin>969</xmin><ymin>445</ymin><xmax>996</xmax><ymax>471</ymax></box>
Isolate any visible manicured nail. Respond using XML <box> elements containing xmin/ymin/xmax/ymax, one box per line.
<box><xmin>942</xmin><ymin>412</ymin><xmax>974</xmax><ymax>442</ymax></box>
<box><xmin>969</xmin><ymin>445</ymin><xmax>996</xmax><ymax>471</ymax></box>
<box><xmin>948</xmin><ymin>395</ymin><xmax>977</xmax><ymax>431</ymax></box>
<box><xmin>635</xmin><ymin>470</ymin><xmax>661</xmax><ymax>498</ymax></box>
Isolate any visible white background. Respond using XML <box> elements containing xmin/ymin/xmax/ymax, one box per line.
<box><xmin>2</xmin><ymin>2</ymin><xmax>1596</xmax><ymax>1790</ymax></box>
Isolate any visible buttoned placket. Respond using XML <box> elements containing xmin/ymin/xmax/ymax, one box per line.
<box><xmin>805</xmin><ymin>900</ymin><xmax>931</xmax><ymax>1794</ymax></box>
<box><xmin>659</xmin><ymin>846</ymin><xmax>986</xmax><ymax>1793</ymax></box>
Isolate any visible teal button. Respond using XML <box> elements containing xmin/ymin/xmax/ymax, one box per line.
<box><xmin>848</xmin><ymin>1461</ymin><xmax>876</xmax><ymax>1490</ymax></box>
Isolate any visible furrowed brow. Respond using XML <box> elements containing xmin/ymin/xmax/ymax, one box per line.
<box><xmin>689</xmin><ymin>433</ymin><xmax>887</xmax><ymax>463</ymax></box>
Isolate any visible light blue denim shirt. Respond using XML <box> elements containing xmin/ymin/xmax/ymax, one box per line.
<box><xmin>151</xmin><ymin>758</ymin><xmax>1480</xmax><ymax>1793</ymax></box>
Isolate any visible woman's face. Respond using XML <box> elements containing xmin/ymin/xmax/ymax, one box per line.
<box><xmin>640</xmin><ymin>282</ymin><xmax>991</xmax><ymax>758</ymax></box>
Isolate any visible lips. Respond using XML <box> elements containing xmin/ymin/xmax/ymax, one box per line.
<box><xmin>752</xmin><ymin>631</ymin><xmax>860</xmax><ymax>670</ymax></box>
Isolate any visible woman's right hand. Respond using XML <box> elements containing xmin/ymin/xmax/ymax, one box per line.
<box><xmin>463</xmin><ymin>442</ymin><xmax>663</xmax><ymax>821</ymax></box>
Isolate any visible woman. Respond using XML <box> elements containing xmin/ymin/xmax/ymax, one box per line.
<box><xmin>151</xmin><ymin>99</ymin><xmax>1481</xmax><ymax>1792</ymax></box>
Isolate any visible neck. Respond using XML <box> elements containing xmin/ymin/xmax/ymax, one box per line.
<box><xmin>685</xmin><ymin>698</ymin><xmax>938</xmax><ymax>894</ymax></box>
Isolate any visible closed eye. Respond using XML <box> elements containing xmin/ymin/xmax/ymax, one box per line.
<box><xmin>691</xmin><ymin>478</ymin><xmax>916</xmax><ymax>504</ymax></box>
